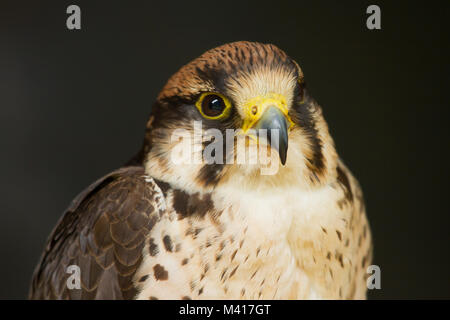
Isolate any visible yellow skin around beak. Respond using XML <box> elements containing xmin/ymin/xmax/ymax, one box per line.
<box><xmin>239</xmin><ymin>93</ymin><xmax>293</xmax><ymax>165</ymax></box>
<box><xmin>241</xmin><ymin>93</ymin><xmax>294</xmax><ymax>133</ymax></box>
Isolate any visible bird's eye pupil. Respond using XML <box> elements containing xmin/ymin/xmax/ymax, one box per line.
<box><xmin>201</xmin><ymin>94</ymin><xmax>226</xmax><ymax>117</ymax></box>
<box><xmin>210</xmin><ymin>98</ymin><xmax>222</xmax><ymax>111</ymax></box>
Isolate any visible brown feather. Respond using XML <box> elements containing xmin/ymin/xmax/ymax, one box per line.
<box><xmin>29</xmin><ymin>166</ymin><xmax>163</xmax><ymax>300</ymax></box>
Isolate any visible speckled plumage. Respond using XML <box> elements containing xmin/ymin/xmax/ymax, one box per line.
<box><xmin>30</xmin><ymin>41</ymin><xmax>372</xmax><ymax>300</ymax></box>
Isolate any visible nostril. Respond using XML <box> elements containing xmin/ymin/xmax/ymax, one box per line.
<box><xmin>251</xmin><ymin>106</ymin><xmax>258</xmax><ymax>115</ymax></box>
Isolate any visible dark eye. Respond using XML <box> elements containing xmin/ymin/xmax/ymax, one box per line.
<box><xmin>201</xmin><ymin>94</ymin><xmax>226</xmax><ymax>117</ymax></box>
<box><xmin>195</xmin><ymin>92</ymin><xmax>232</xmax><ymax>119</ymax></box>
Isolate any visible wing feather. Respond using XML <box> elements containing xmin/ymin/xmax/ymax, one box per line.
<box><xmin>29</xmin><ymin>166</ymin><xmax>164</xmax><ymax>300</ymax></box>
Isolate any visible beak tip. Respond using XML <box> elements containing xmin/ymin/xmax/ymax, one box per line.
<box><xmin>253</xmin><ymin>105</ymin><xmax>289</xmax><ymax>167</ymax></box>
<box><xmin>279</xmin><ymin>149</ymin><xmax>287</xmax><ymax>166</ymax></box>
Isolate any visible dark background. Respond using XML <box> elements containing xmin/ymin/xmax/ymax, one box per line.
<box><xmin>0</xmin><ymin>0</ymin><xmax>448</xmax><ymax>299</ymax></box>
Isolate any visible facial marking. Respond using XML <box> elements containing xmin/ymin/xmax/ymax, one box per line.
<box><xmin>144</xmin><ymin>41</ymin><xmax>334</xmax><ymax>190</ymax></box>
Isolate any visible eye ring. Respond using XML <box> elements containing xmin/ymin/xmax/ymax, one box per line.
<box><xmin>195</xmin><ymin>92</ymin><xmax>232</xmax><ymax>120</ymax></box>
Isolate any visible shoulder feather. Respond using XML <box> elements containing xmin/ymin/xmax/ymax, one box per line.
<box><xmin>29</xmin><ymin>166</ymin><xmax>165</xmax><ymax>299</ymax></box>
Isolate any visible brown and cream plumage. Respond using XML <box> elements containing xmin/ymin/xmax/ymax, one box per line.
<box><xmin>30</xmin><ymin>41</ymin><xmax>372</xmax><ymax>300</ymax></box>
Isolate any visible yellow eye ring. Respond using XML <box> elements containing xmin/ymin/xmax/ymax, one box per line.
<box><xmin>195</xmin><ymin>92</ymin><xmax>232</xmax><ymax>120</ymax></box>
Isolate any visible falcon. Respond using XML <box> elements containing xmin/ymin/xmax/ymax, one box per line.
<box><xmin>29</xmin><ymin>41</ymin><xmax>372</xmax><ymax>300</ymax></box>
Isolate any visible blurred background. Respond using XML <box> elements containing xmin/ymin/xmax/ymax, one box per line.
<box><xmin>0</xmin><ymin>0</ymin><xmax>448</xmax><ymax>299</ymax></box>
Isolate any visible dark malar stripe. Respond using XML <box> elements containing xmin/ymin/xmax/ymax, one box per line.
<box><xmin>291</xmin><ymin>90</ymin><xmax>326</xmax><ymax>177</ymax></box>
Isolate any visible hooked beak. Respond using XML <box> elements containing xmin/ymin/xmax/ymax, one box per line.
<box><xmin>252</xmin><ymin>106</ymin><xmax>289</xmax><ymax>165</ymax></box>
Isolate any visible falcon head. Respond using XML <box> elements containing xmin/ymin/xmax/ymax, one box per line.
<box><xmin>141</xmin><ymin>41</ymin><xmax>337</xmax><ymax>192</ymax></box>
